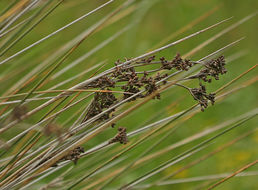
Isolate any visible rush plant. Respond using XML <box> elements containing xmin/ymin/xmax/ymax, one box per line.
<box><xmin>0</xmin><ymin>1</ymin><xmax>257</xmax><ymax>190</ymax></box>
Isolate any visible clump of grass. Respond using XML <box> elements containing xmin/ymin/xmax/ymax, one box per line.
<box><xmin>0</xmin><ymin>1</ymin><xmax>257</xmax><ymax>190</ymax></box>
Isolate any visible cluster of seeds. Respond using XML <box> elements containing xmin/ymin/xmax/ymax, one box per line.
<box><xmin>109</xmin><ymin>127</ymin><xmax>128</xmax><ymax>144</ymax></box>
<box><xmin>190</xmin><ymin>84</ymin><xmax>216</xmax><ymax>111</ymax></box>
<box><xmin>160</xmin><ymin>53</ymin><xmax>193</xmax><ymax>71</ymax></box>
<box><xmin>35</xmin><ymin>53</ymin><xmax>226</xmax><ymax>167</ymax></box>
<box><xmin>59</xmin><ymin>146</ymin><xmax>85</xmax><ymax>164</ymax></box>
<box><xmin>37</xmin><ymin>146</ymin><xmax>84</xmax><ymax>167</ymax></box>
<box><xmin>80</xmin><ymin>53</ymin><xmax>226</xmax><ymax>135</ymax></box>
<box><xmin>82</xmin><ymin>91</ymin><xmax>117</xmax><ymax>123</ymax></box>
<box><xmin>189</xmin><ymin>55</ymin><xmax>226</xmax><ymax>82</ymax></box>
<box><xmin>121</xmin><ymin>71</ymin><xmax>168</xmax><ymax>101</ymax></box>
<box><xmin>84</xmin><ymin>76</ymin><xmax>115</xmax><ymax>89</ymax></box>
<box><xmin>82</xmin><ymin>61</ymin><xmax>168</xmax><ymax>124</ymax></box>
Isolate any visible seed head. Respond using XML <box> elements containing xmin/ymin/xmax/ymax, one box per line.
<box><xmin>109</xmin><ymin>127</ymin><xmax>128</xmax><ymax>144</ymax></box>
<box><xmin>190</xmin><ymin>83</ymin><xmax>215</xmax><ymax>111</ymax></box>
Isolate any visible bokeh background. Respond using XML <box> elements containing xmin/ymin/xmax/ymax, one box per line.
<box><xmin>0</xmin><ymin>0</ymin><xmax>257</xmax><ymax>189</ymax></box>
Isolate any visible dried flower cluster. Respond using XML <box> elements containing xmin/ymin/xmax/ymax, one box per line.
<box><xmin>112</xmin><ymin>59</ymin><xmax>168</xmax><ymax>100</ymax></box>
<box><xmin>81</xmin><ymin>53</ymin><xmax>226</xmax><ymax>126</ymax></box>
<box><xmin>190</xmin><ymin>83</ymin><xmax>215</xmax><ymax>111</ymax></box>
<box><xmin>81</xmin><ymin>53</ymin><xmax>194</xmax><ymax>125</ymax></box>
<box><xmin>47</xmin><ymin>54</ymin><xmax>226</xmax><ymax>166</ymax></box>
<box><xmin>109</xmin><ymin>127</ymin><xmax>128</xmax><ymax>144</ymax></box>
<box><xmin>190</xmin><ymin>55</ymin><xmax>226</xmax><ymax>82</ymax></box>
<box><xmin>82</xmin><ymin>91</ymin><xmax>117</xmax><ymax>123</ymax></box>
<box><xmin>59</xmin><ymin>146</ymin><xmax>85</xmax><ymax>164</ymax></box>
<box><xmin>37</xmin><ymin>146</ymin><xmax>85</xmax><ymax>167</ymax></box>
<box><xmin>183</xmin><ymin>55</ymin><xmax>226</xmax><ymax>111</ymax></box>
<box><xmin>160</xmin><ymin>53</ymin><xmax>193</xmax><ymax>71</ymax></box>
<box><xmin>85</xmin><ymin>76</ymin><xmax>115</xmax><ymax>89</ymax></box>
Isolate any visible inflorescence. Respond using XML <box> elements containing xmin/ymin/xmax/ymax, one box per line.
<box><xmin>189</xmin><ymin>55</ymin><xmax>226</xmax><ymax>82</ymax></box>
<box><xmin>39</xmin><ymin>53</ymin><xmax>227</xmax><ymax>166</ymax></box>
<box><xmin>81</xmin><ymin>53</ymin><xmax>226</xmax><ymax>124</ymax></box>
<box><xmin>37</xmin><ymin>146</ymin><xmax>85</xmax><ymax>167</ymax></box>
<box><xmin>109</xmin><ymin>127</ymin><xmax>128</xmax><ymax>145</ymax></box>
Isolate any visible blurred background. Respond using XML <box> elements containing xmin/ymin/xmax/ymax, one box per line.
<box><xmin>0</xmin><ymin>0</ymin><xmax>257</xmax><ymax>189</ymax></box>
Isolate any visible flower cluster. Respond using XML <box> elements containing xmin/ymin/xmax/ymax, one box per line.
<box><xmin>36</xmin><ymin>53</ymin><xmax>226</xmax><ymax>168</ymax></box>
<box><xmin>60</xmin><ymin>146</ymin><xmax>85</xmax><ymax>164</ymax></box>
<box><xmin>81</xmin><ymin>53</ymin><xmax>226</xmax><ymax>124</ymax></box>
<box><xmin>190</xmin><ymin>55</ymin><xmax>226</xmax><ymax>83</ymax></box>
<box><xmin>190</xmin><ymin>83</ymin><xmax>215</xmax><ymax>111</ymax></box>
<box><xmin>121</xmin><ymin>71</ymin><xmax>168</xmax><ymax>101</ymax></box>
<box><xmin>160</xmin><ymin>53</ymin><xmax>193</xmax><ymax>71</ymax></box>
<box><xmin>109</xmin><ymin>127</ymin><xmax>128</xmax><ymax>144</ymax></box>
<box><xmin>82</xmin><ymin>58</ymin><xmax>171</xmax><ymax>124</ymax></box>
<box><xmin>82</xmin><ymin>91</ymin><xmax>117</xmax><ymax>123</ymax></box>
<box><xmin>37</xmin><ymin>146</ymin><xmax>84</xmax><ymax>167</ymax></box>
<box><xmin>84</xmin><ymin>76</ymin><xmax>115</xmax><ymax>89</ymax></box>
